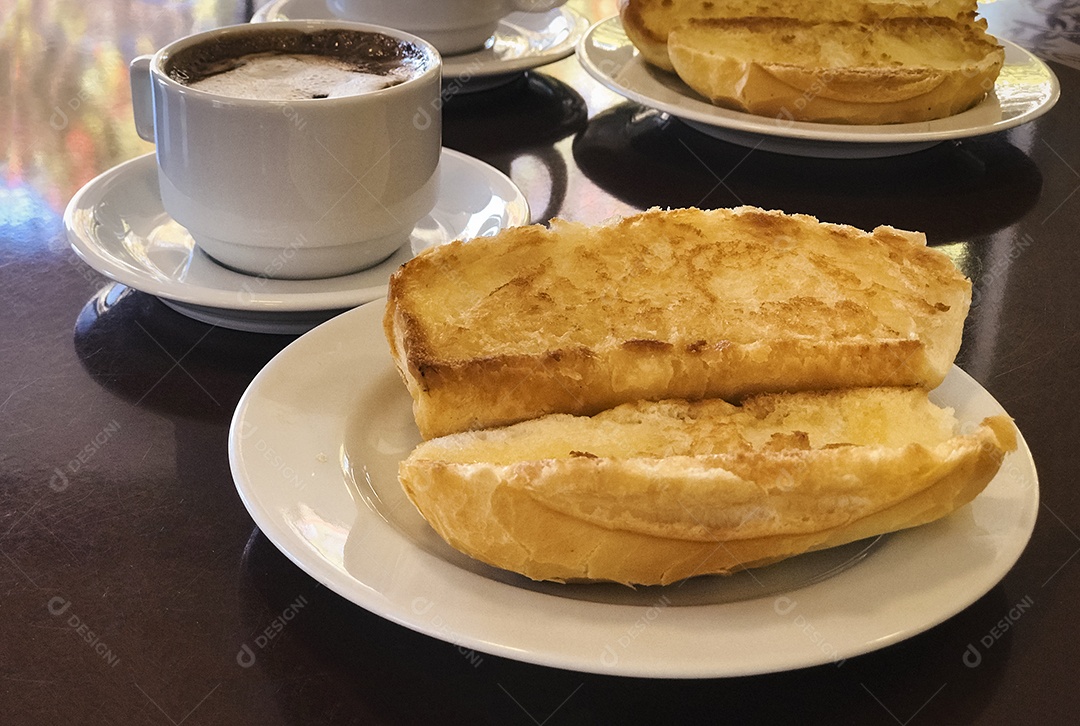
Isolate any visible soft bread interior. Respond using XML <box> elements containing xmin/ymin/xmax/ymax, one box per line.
<box><xmin>620</xmin><ymin>0</ymin><xmax>977</xmax><ymax>71</ymax></box>
<box><xmin>673</xmin><ymin>17</ymin><xmax>997</xmax><ymax>73</ymax></box>
<box><xmin>410</xmin><ymin>388</ymin><xmax>959</xmax><ymax>464</ymax></box>
<box><xmin>397</xmin><ymin>208</ymin><xmax>968</xmax><ymax>366</ymax></box>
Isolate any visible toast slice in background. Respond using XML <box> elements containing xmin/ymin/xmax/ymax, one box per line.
<box><xmin>399</xmin><ymin>387</ymin><xmax>1017</xmax><ymax>585</ymax></box>
<box><xmin>668</xmin><ymin>16</ymin><xmax>1004</xmax><ymax>124</ymax></box>
<box><xmin>619</xmin><ymin>0</ymin><xmax>977</xmax><ymax>72</ymax></box>
<box><xmin>385</xmin><ymin>207</ymin><xmax>971</xmax><ymax>439</ymax></box>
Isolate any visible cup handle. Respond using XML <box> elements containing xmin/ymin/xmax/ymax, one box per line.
<box><xmin>129</xmin><ymin>55</ymin><xmax>155</xmax><ymax>142</ymax></box>
<box><xmin>509</xmin><ymin>0</ymin><xmax>567</xmax><ymax>12</ymax></box>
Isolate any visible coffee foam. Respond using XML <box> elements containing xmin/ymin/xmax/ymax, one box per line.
<box><xmin>188</xmin><ymin>52</ymin><xmax>410</xmax><ymax>100</ymax></box>
<box><xmin>166</xmin><ymin>28</ymin><xmax>431</xmax><ymax>99</ymax></box>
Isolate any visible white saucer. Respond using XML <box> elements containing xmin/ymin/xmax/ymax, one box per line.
<box><xmin>578</xmin><ymin>16</ymin><xmax>1060</xmax><ymax>158</ymax></box>
<box><xmin>252</xmin><ymin>0</ymin><xmax>590</xmax><ymax>91</ymax></box>
<box><xmin>230</xmin><ymin>301</ymin><xmax>1038</xmax><ymax>677</ymax></box>
<box><xmin>64</xmin><ymin>149</ymin><xmax>529</xmax><ymax>334</ymax></box>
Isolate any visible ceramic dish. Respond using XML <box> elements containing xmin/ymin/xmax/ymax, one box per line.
<box><xmin>64</xmin><ymin>150</ymin><xmax>529</xmax><ymax>334</ymax></box>
<box><xmin>229</xmin><ymin>301</ymin><xmax>1039</xmax><ymax>677</ymax></box>
<box><xmin>577</xmin><ymin>16</ymin><xmax>1060</xmax><ymax>158</ymax></box>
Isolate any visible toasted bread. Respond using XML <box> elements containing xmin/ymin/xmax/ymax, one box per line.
<box><xmin>399</xmin><ymin>387</ymin><xmax>1017</xmax><ymax>584</ymax></box>
<box><xmin>384</xmin><ymin>207</ymin><xmax>971</xmax><ymax>439</ymax></box>
<box><xmin>668</xmin><ymin>16</ymin><xmax>1004</xmax><ymax>123</ymax></box>
<box><xmin>619</xmin><ymin>0</ymin><xmax>977</xmax><ymax>72</ymax></box>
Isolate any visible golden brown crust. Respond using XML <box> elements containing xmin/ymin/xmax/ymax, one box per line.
<box><xmin>399</xmin><ymin>390</ymin><xmax>1017</xmax><ymax>585</ymax></box>
<box><xmin>385</xmin><ymin>207</ymin><xmax>971</xmax><ymax>439</ymax></box>
<box><xmin>619</xmin><ymin>0</ymin><xmax>679</xmax><ymax>71</ymax></box>
<box><xmin>668</xmin><ymin>16</ymin><xmax>1004</xmax><ymax>124</ymax></box>
<box><xmin>619</xmin><ymin>0</ymin><xmax>1003</xmax><ymax>124</ymax></box>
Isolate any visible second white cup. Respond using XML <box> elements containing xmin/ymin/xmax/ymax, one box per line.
<box><xmin>326</xmin><ymin>0</ymin><xmax>569</xmax><ymax>55</ymax></box>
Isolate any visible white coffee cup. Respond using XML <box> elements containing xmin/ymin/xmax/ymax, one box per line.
<box><xmin>129</xmin><ymin>21</ymin><xmax>442</xmax><ymax>279</ymax></box>
<box><xmin>326</xmin><ymin>0</ymin><xmax>569</xmax><ymax>55</ymax></box>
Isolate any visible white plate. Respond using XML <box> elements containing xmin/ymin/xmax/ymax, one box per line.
<box><xmin>577</xmin><ymin>16</ymin><xmax>1060</xmax><ymax>158</ymax></box>
<box><xmin>252</xmin><ymin>0</ymin><xmax>590</xmax><ymax>90</ymax></box>
<box><xmin>64</xmin><ymin>150</ymin><xmax>529</xmax><ymax>334</ymax></box>
<box><xmin>229</xmin><ymin>301</ymin><xmax>1039</xmax><ymax>677</ymax></box>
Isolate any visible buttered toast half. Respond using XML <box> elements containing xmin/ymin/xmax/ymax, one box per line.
<box><xmin>620</xmin><ymin>0</ymin><xmax>976</xmax><ymax>72</ymax></box>
<box><xmin>399</xmin><ymin>387</ymin><xmax>1017</xmax><ymax>585</ymax></box>
<box><xmin>669</xmin><ymin>16</ymin><xmax>1004</xmax><ymax>124</ymax></box>
<box><xmin>384</xmin><ymin>207</ymin><xmax>971</xmax><ymax>439</ymax></box>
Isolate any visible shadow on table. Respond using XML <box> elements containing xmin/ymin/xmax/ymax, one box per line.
<box><xmin>443</xmin><ymin>71</ymin><xmax>589</xmax><ymax>224</ymax></box>
<box><xmin>72</xmin><ymin>283</ymin><xmax>295</xmax><ymax>420</ymax></box>
<box><xmin>573</xmin><ymin>104</ymin><xmax>1043</xmax><ymax>244</ymax></box>
<box><xmin>238</xmin><ymin>527</ymin><xmax>1014</xmax><ymax>726</ymax></box>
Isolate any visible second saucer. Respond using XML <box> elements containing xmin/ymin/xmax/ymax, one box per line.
<box><xmin>65</xmin><ymin>149</ymin><xmax>530</xmax><ymax>334</ymax></box>
<box><xmin>252</xmin><ymin>0</ymin><xmax>590</xmax><ymax>91</ymax></box>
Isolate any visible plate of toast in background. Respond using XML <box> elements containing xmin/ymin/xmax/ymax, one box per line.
<box><xmin>65</xmin><ymin>150</ymin><xmax>529</xmax><ymax>334</ymax></box>
<box><xmin>577</xmin><ymin>15</ymin><xmax>1059</xmax><ymax>158</ymax></box>
<box><xmin>229</xmin><ymin>300</ymin><xmax>1038</xmax><ymax>677</ymax></box>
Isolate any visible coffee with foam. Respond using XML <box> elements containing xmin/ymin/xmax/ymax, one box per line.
<box><xmin>134</xmin><ymin>21</ymin><xmax>442</xmax><ymax>278</ymax></box>
<box><xmin>167</xmin><ymin>28</ymin><xmax>430</xmax><ymax>101</ymax></box>
<box><xmin>188</xmin><ymin>52</ymin><xmax>412</xmax><ymax>100</ymax></box>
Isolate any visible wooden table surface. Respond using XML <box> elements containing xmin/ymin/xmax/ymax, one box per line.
<box><xmin>3</xmin><ymin>1</ymin><xmax>1079</xmax><ymax>723</ymax></box>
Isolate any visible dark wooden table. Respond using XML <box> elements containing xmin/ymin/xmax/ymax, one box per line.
<box><xmin>3</xmin><ymin>1</ymin><xmax>1079</xmax><ymax>723</ymax></box>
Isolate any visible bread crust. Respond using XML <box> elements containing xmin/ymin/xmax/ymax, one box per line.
<box><xmin>668</xmin><ymin>17</ymin><xmax>1005</xmax><ymax>124</ymax></box>
<box><xmin>385</xmin><ymin>207</ymin><xmax>971</xmax><ymax>439</ymax></box>
<box><xmin>399</xmin><ymin>393</ymin><xmax>1017</xmax><ymax>585</ymax></box>
<box><xmin>619</xmin><ymin>0</ymin><xmax>678</xmax><ymax>71</ymax></box>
